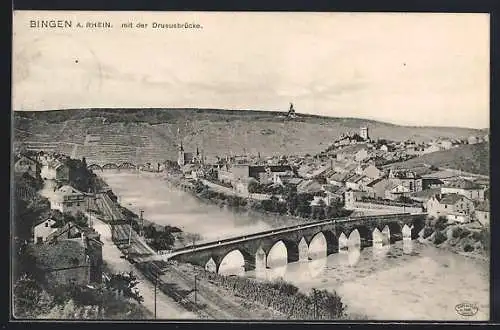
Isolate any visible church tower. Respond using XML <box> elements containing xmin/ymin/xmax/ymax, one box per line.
<box><xmin>177</xmin><ymin>141</ymin><xmax>185</xmax><ymax>167</ymax></box>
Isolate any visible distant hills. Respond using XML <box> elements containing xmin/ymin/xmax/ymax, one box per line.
<box><xmin>13</xmin><ymin>108</ymin><xmax>487</xmax><ymax>166</ymax></box>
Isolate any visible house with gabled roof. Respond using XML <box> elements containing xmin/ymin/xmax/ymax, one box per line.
<box><xmin>441</xmin><ymin>178</ymin><xmax>486</xmax><ymax>201</ymax></box>
<box><xmin>297</xmin><ymin>179</ymin><xmax>324</xmax><ymax>195</ymax></box>
<box><xmin>384</xmin><ymin>183</ymin><xmax>411</xmax><ymax>201</ymax></box>
<box><xmin>33</xmin><ymin>218</ymin><xmax>58</xmax><ymax>244</ymax></box>
<box><xmin>14</xmin><ymin>154</ymin><xmax>40</xmax><ymax>178</ymax></box>
<box><xmin>475</xmin><ymin>201</ymin><xmax>490</xmax><ymax>226</ymax></box>
<box><xmin>425</xmin><ymin>193</ymin><xmax>474</xmax><ymax>220</ymax></box>
<box><xmin>51</xmin><ymin>185</ymin><xmax>88</xmax><ymax>214</ymax></box>
<box><xmin>41</xmin><ymin>159</ymin><xmax>70</xmax><ymax>181</ymax></box>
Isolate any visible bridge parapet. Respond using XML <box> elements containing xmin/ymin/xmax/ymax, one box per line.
<box><xmin>169</xmin><ymin>213</ymin><xmax>427</xmax><ymax>273</ymax></box>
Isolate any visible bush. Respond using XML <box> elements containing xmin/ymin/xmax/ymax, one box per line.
<box><xmin>433</xmin><ymin>230</ymin><xmax>447</xmax><ymax>245</ymax></box>
<box><xmin>422</xmin><ymin>227</ymin><xmax>434</xmax><ymax>239</ymax></box>
<box><xmin>434</xmin><ymin>216</ymin><xmax>449</xmax><ymax>231</ymax></box>
<box><xmin>452</xmin><ymin>227</ymin><xmax>465</xmax><ymax>238</ymax></box>
<box><xmin>463</xmin><ymin>244</ymin><xmax>474</xmax><ymax>252</ymax></box>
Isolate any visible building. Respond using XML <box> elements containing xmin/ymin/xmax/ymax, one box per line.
<box><xmin>439</xmin><ymin>140</ymin><xmax>453</xmax><ymax>150</ymax></box>
<box><xmin>32</xmin><ymin>229</ymin><xmax>103</xmax><ymax>286</ymax></box>
<box><xmin>468</xmin><ymin>136</ymin><xmax>478</xmax><ymax>145</ymax></box>
<box><xmin>46</xmin><ymin>222</ymin><xmax>104</xmax><ymax>284</ymax></box>
<box><xmin>322</xmin><ymin>184</ymin><xmax>346</xmax><ymax>204</ymax></box>
<box><xmin>354</xmin><ymin>149</ymin><xmax>369</xmax><ymax>163</ymax></box>
<box><xmin>475</xmin><ymin>201</ymin><xmax>490</xmax><ymax>227</ymax></box>
<box><xmin>33</xmin><ymin>218</ymin><xmax>58</xmax><ymax>244</ymax></box>
<box><xmin>14</xmin><ymin>154</ymin><xmax>40</xmax><ymax>178</ymax></box>
<box><xmin>355</xmin><ymin>164</ymin><xmax>383</xmax><ymax>180</ymax></box>
<box><xmin>422</xmin><ymin>178</ymin><xmax>445</xmax><ymax>190</ymax></box>
<box><xmin>345</xmin><ymin>174</ymin><xmax>369</xmax><ymax>191</ymax></box>
<box><xmin>385</xmin><ymin>183</ymin><xmax>411</xmax><ymax>201</ymax></box>
<box><xmin>440</xmin><ymin>179</ymin><xmax>486</xmax><ymax>201</ymax></box>
<box><xmin>287</xmin><ymin>102</ymin><xmax>297</xmax><ymax>119</ymax></box>
<box><xmin>41</xmin><ymin>160</ymin><xmax>70</xmax><ymax>181</ymax></box>
<box><xmin>388</xmin><ymin>169</ymin><xmax>423</xmax><ymax>193</ymax></box>
<box><xmin>422</xmin><ymin>145</ymin><xmax>441</xmax><ymax>154</ymax></box>
<box><xmin>177</xmin><ymin>142</ymin><xmax>194</xmax><ymax>167</ymax></box>
<box><xmin>360</xmin><ymin>127</ymin><xmax>369</xmax><ymax>140</ymax></box>
<box><xmin>51</xmin><ymin>185</ymin><xmax>88</xmax><ymax>214</ymax></box>
<box><xmin>296</xmin><ymin>179</ymin><xmax>324</xmax><ymax>195</ymax></box>
<box><xmin>425</xmin><ymin>193</ymin><xmax>475</xmax><ymax>220</ymax></box>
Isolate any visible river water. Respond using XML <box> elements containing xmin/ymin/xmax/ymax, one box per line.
<box><xmin>99</xmin><ymin>170</ymin><xmax>490</xmax><ymax>321</ymax></box>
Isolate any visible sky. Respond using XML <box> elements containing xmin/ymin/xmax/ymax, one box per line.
<box><xmin>12</xmin><ymin>11</ymin><xmax>490</xmax><ymax>129</ymax></box>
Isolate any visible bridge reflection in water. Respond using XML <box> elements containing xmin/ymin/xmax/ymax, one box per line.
<box><xmin>206</xmin><ymin>229</ymin><xmax>413</xmax><ymax>281</ymax></box>
<box><xmin>169</xmin><ymin>213</ymin><xmax>424</xmax><ymax>276</ymax></box>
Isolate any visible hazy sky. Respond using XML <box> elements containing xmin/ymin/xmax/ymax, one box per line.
<box><xmin>13</xmin><ymin>11</ymin><xmax>489</xmax><ymax>128</ymax></box>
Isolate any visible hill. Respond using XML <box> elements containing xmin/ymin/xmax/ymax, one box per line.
<box><xmin>387</xmin><ymin>142</ymin><xmax>490</xmax><ymax>176</ymax></box>
<box><xmin>13</xmin><ymin>108</ymin><xmax>485</xmax><ymax>165</ymax></box>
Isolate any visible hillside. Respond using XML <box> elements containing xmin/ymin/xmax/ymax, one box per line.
<box><xmin>388</xmin><ymin>142</ymin><xmax>490</xmax><ymax>176</ymax></box>
<box><xmin>13</xmin><ymin>108</ymin><xmax>485</xmax><ymax>165</ymax></box>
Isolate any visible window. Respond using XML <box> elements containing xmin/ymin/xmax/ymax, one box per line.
<box><xmin>37</xmin><ymin>237</ymin><xmax>43</xmax><ymax>244</ymax></box>
<box><xmin>445</xmin><ymin>205</ymin><xmax>447</xmax><ymax>209</ymax></box>
<box><xmin>45</xmin><ymin>223</ymin><xmax>49</xmax><ymax>227</ymax></box>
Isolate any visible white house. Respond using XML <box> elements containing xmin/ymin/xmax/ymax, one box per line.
<box><xmin>33</xmin><ymin>218</ymin><xmax>58</xmax><ymax>244</ymax></box>
<box><xmin>385</xmin><ymin>183</ymin><xmax>411</xmax><ymax>201</ymax></box>
<box><xmin>425</xmin><ymin>193</ymin><xmax>474</xmax><ymax>220</ymax></box>
<box><xmin>41</xmin><ymin>160</ymin><xmax>70</xmax><ymax>181</ymax></box>
<box><xmin>422</xmin><ymin>145</ymin><xmax>441</xmax><ymax>154</ymax></box>
<box><xmin>354</xmin><ymin>149</ymin><xmax>369</xmax><ymax>163</ymax></box>
<box><xmin>51</xmin><ymin>185</ymin><xmax>87</xmax><ymax>214</ymax></box>
<box><xmin>440</xmin><ymin>140</ymin><xmax>453</xmax><ymax>150</ymax></box>
<box><xmin>475</xmin><ymin>202</ymin><xmax>490</xmax><ymax>227</ymax></box>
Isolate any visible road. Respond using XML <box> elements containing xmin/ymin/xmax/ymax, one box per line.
<box><xmin>91</xmin><ymin>216</ymin><xmax>196</xmax><ymax>319</ymax></box>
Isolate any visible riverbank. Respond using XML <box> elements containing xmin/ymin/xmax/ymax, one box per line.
<box><xmin>163</xmin><ymin>174</ymin><xmax>316</xmax><ymax>229</ymax></box>
<box><xmin>418</xmin><ymin>222</ymin><xmax>489</xmax><ymax>262</ymax></box>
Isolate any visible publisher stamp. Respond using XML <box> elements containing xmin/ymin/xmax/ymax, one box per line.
<box><xmin>455</xmin><ymin>303</ymin><xmax>479</xmax><ymax>317</ymax></box>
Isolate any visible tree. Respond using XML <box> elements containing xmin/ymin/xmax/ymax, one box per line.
<box><xmin>105</xmin><ymin>272</ymin><xmax>144</xmax><ymax>304</ymax></box>
<box><xmin>247</xmin><ymin>179</ymin><xmax>260</xmax><ymax>194</ymax></box>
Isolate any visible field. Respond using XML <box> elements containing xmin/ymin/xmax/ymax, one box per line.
<box><xmin>14</xmin><ymin>108</ymin><xmax>485</xmax><ymax>165</ymax></box>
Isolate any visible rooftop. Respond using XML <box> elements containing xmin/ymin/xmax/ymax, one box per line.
<box><xmin>443</xmin><ymin>178</ymin><xmax>482</xmax><ymax>190</ymax></box>
<box><xmin>32</xmin><ymin>238</ymin><xmax>87</xmax><ymax>271</ymax></box>
<box><xmin>437</xmin><ymin>193</ymin><xmax>469</xmax><ymax>205</ymax></box>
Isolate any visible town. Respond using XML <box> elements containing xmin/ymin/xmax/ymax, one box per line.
<box><xmin>12</xmin><ymin>108</ymin><xmax>490</xmax><ymax>319</ymax></box>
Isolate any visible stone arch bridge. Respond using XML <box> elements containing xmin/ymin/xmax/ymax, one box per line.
<box><xmin>87</xmin><ymin>162</ymin><xmax>158</xmax><ymax>171</ymax></box>
<box><xmin>166</xmin><ymin>213</ymin><xmax>426</xmax><ymax>274</ymax></box>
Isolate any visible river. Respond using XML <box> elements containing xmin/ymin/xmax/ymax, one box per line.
<box><xmin>99</xmin><ymin>170</ymin><xmax>490</xmax><ymax>321</ymax></box>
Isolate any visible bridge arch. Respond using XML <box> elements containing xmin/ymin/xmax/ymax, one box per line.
<box><xmin>103</xmin><ymin>163</ymin><xmax>119</xmax><ymax>170</ymax></box>
<box><xmin>266</xmin><ymin>239</ymin><xmax>299</xmax><ymax>267</ymax></box>
<box><xmin>119</xmin><ymin>162</ymin><xmax>137</xmax><ymax>169</ymax></box>
<box><xmin>88</xmin><ymin>164</ymin><xmax>103</xmax><ymax>171</ymax></box>
<box><xmin>383</xmin><ymin>222</ymin><xmax>402</xmax><ymax>243</ymax></box>
<box><xmin>309</xmin><ymin>231</ymin><xmax>338</xmax><ymax>258</ymax></box>
<box><xmin>218</xmin><ymin>249</ymin><xmax>253</xmax><ymax>275</ymax></box>
<box><xmin>347</xmin><ymin>226</ymin><xmax>371</xmax><ymax>248</ymax></box>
